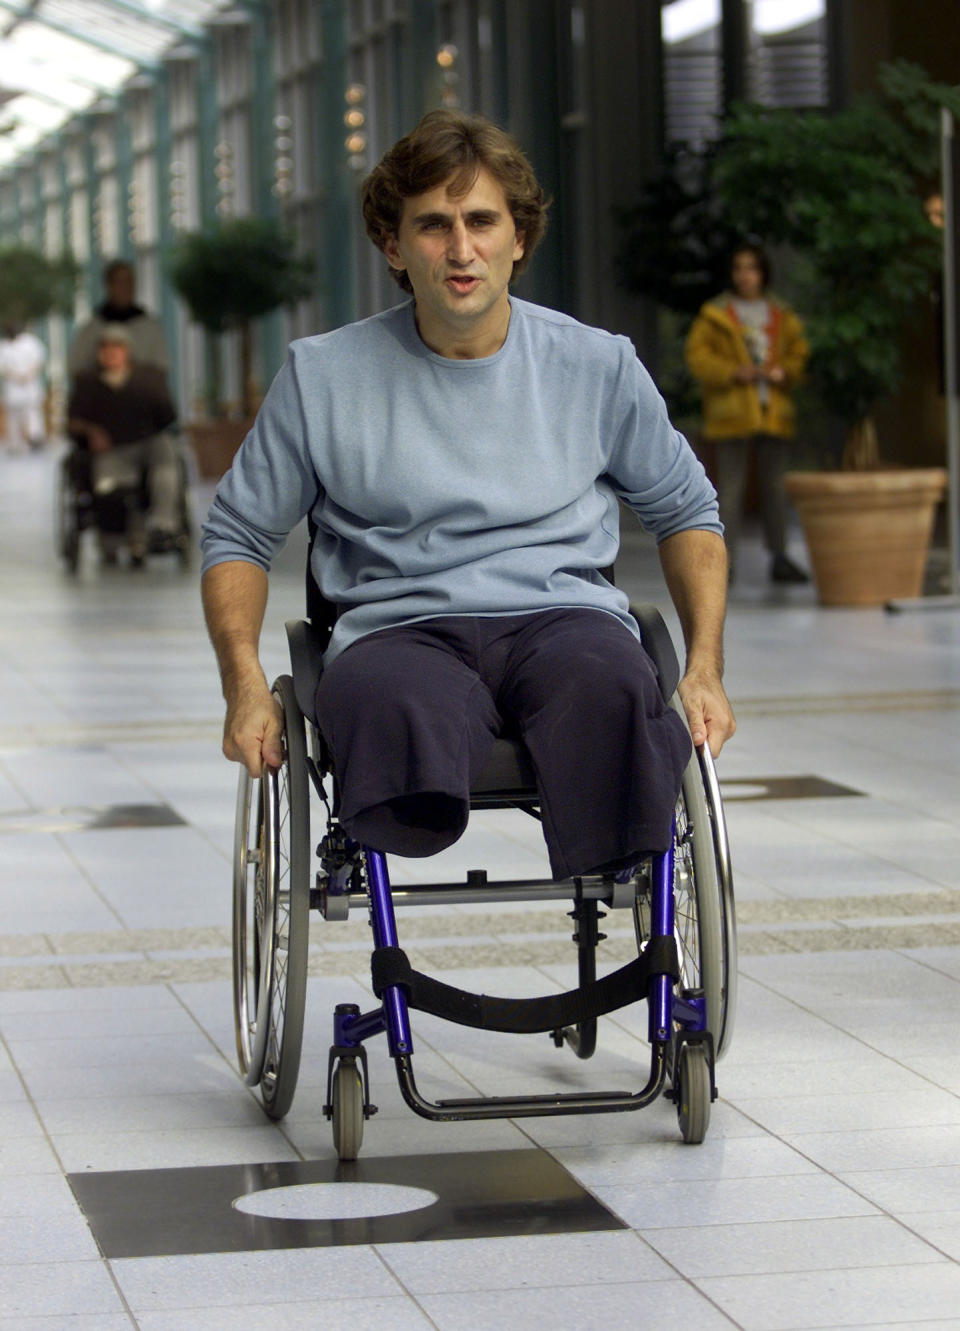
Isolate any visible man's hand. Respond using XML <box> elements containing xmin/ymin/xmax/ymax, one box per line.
<box><xmin>222</xmin><ymin>677</ymin><xmax>285</xmax><ymax>777</ymax></box>
<box><xmin>87</xmin><ymin>426</ymin><xmax>112</xmax><ymax>453</ymax></box>
<box><xmin>201</xmin><ymin>561</ymin><xmax>283</xmax><ymax>778</ymax></box>
<box><xmin>677</xmin><ymin>667</ymin><xmax>736</xmax><ymax>758</ymax></box>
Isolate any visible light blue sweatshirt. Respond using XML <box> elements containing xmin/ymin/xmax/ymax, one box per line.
<box><xmin>201</xmin><ymin>297</ymin><xmax>721</xmax><ymax>663</ymax></box>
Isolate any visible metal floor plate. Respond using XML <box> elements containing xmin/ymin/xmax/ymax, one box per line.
<box><xmin>69</xmin><ymin>1149</ymin><xmax>627</xmax><ymax>1257</ymax></box>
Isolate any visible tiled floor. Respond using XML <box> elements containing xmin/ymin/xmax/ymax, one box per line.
<box><xmin>2</xmin><ymin>442</ymin><xmax>960</xmax><ymax>1329</ymax></box>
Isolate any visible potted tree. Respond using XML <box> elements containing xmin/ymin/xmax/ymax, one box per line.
<box><xmin>711</xmin><ymin>62</ymin><xmax>960</xmax><ymax>605</ymax></box>
<box><xmin>169</xmin><ymin>216</ymin><xmax>315</xmax><ymax>477</ymax></box>
<box><xmin>0</xmin><ymin>243</ymin><xmax>78</xmax><ymax>325</ymax></box>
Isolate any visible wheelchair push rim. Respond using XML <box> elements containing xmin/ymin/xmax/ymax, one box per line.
<box><xmin>696</xmin><ymin>740</ymin><xmax>737</xmax><ymax>1057</ymax></box>
<box><xmin>232</xmin><ymin>766</ymin><xmax>272</xmax><ymax>1083</ymax></box>
<box><xmin>673</xmin><ymin>727</ymin><xmax>736</xmax><ymax>1061</ymax></box>
<box><xmin>636</xmin><ymin>702</ymin><xmax>736</xmax><ymax>1064</ymax></box>
<box><xmin>231</xmin><ymin>676</ymin><xmax>311</xmax><ymax>1118</ymax></box>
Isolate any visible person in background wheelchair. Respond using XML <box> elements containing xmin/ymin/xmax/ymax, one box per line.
<box><xmin>67</xmin><ymin>325</ymin><xmax>180</xmax><ymax>566</ymax></box>
<box><xmin>201</xmin><ymin>110</ymin><xmax>736</xmax><ymax>881</ymax></box>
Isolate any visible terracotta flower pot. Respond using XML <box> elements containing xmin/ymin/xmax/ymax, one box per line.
<box><xmin>784</xmin><ymin>468</ymin><xmax>948</xmax><ymax>606</ymax></box>
<box><xmin>186</xmin><ymin>418</ymin><xmax>254</xmax><ymax>480</ymax></box>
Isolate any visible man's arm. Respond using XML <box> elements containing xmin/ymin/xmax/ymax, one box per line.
<box><xmin>201</xmin><ymin>560</ymin><xmax>284</xmax><ymax>777</ymax></box>
<box><xmin>657</xmin><ymin>528</ymin><xmax>736</xmax><ymax>757</ymax></box>
<box><xmin>67</xmin><ymin>377</ymin><xmax>111</xmax><ymax>452</ymax></box>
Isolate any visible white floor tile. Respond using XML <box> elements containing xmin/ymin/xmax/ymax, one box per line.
<box><xmin>598</xmin><ymin>1173</ymin><xmax>877</xmax><ymax>1230</ymax></box>
<box><xmin>135</xmin><ymin>1299</ymin><xmax>435</xmax><ymax>1331</ymax></box>
<box><xmin>642</xmin><ymin>1214</ymin><xmax>946</xmax><ymax>1278</ymax></box>
<box><xmin>731</xmin><ymin>1087</ymin><xmax>960</xmax><ymax>1136</ymax></box>
<box><xmin>0</xmin><ymin>1261</ymin><xmax>126</xmax><ymax>1319</ymax></box>
<box><xmin>0</xmin><ymin>1174</ymin><xmax>82</xmax><ymax>1218</ymax></box>
<box><xmin>377</xmin><ymin>1229</ymin><xmax>671</xmax><ymax>1293</ymax></box>
<box><xmin>51</xmin><ymin>1125</ymin><xmax>302</xmax><ymax>1172</ymax></box>
<box><xmin>0</xmin><ymin>1211</ymin><xmax>102</xmax><ymax>1264</ymax></box>
<box><xmin>419</xmin><ymin>1279</ymin><xmax>738</xmax><ymax>1330</ymax></box>
<box><xmin>0</xmin><ymin>1318</ymin><xmax>134</xmax><ymax>1330</ymax></box>
<box><xmin>0</xmin><ymin>1135</ymin><xmax>62</xmax><ymax>1175</ymax></box>
<box><xmin>554</xmin><ymin>1134</ymin><xmax>818</xmax><ymax>1187</ymax></box>
<box><xmin>835</xmin><ymin>1165</ymin><xmax>960</xmax><ymax>1216</ymax></box>
<box><xmin>110</xmin><ymin>1248</ymin><xmax>402</xmax><ymax>1312</ymax></box>
<box><xmin>782</xmin><ymin>1124</ymin><xmax>960</xmax><ymax>1174</ymax></box>
<box><xmin>697</xmin><ymin>1262</ymin><xmax>960</xmax><ymax>1330</ymax></box>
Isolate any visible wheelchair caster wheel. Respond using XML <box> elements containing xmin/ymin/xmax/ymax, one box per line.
<box><xmin>676</xmin><ymin>1042</ymin><xmax>711</xmax><ymax>1144</ymax></box>
<box><xmin>331</xmin><ymin>1057</ymin><xmax>365</xmax><ymax>1160</ymax></box>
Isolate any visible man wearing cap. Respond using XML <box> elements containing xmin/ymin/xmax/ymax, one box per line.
<box><xmin>67</xmin><ymin>324</ymin><xmax>179</xmax><ymax>562</ymax></box>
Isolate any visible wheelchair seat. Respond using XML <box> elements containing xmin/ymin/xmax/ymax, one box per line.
<box><xmin>285</xmin><ymin>600</ymin><xmax>682</xmax><ymax>802</ymax></box>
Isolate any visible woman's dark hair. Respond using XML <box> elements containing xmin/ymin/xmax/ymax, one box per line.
<box><xmin>729</xmin><ymin>241</ymin><xmax>771</xmax><ymax>290</ymax></box>
<box><xmin>361</xmin><ymin>110</ymin><xmax>550</xmax><ymax>292</ymax></box>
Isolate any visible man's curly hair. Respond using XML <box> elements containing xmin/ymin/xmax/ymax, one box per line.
<box><xmin>361</xmin><ymin>110</ymin><xmax>550</xmax><ymax>293</ymax></box>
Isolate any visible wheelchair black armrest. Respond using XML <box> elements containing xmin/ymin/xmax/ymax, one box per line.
<box><xmin>629</xmin><ymin>602</ymin><xmax>681</xmax><ymax>702</ymax></box>
<box><xmin>286</xmin><ymin>619</ymin><xmax>327</xmax><ymax>720</ymax></box>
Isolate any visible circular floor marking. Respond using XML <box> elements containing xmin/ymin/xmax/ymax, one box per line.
<box><xmin>232</xmin><ymin>1181</ymin><xmax>440</xmax><ymax>1221</ymax></box>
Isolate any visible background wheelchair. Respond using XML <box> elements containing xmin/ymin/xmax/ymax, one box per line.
<box><xmin>56</xmin><ymin>432</ymin><xmax>193</xmax><ymax>573</ymax></box>
<box><xmin>232</xmin><ymin>581</ymin><xmax>736</xmax><ymax>1160</ymax></box>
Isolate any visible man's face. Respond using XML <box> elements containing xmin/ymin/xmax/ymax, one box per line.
<box><xmin>383</xmin><ymin>166</ymin><xmax>525</xmax><ymax>353</ymax></box>
<box><xmin>98</xmin><ymin>339</ymin><xmax>131</xmax><ymax>372</ymax></box>
<box><xmin>106</xmin><ymin>265</ymin><xmax>135</xmax><ymax>309</ymax></box>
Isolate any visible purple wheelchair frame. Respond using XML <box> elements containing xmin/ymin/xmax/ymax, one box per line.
<box><xmin>322</xmin><ymin>830</ymin><xmax>712</xmax><ymax>1125</ymax></box>
<box><xmin>278</xmin><ymin>579</ymin><xmax>724</xmax><ymax>1134</ymax></box>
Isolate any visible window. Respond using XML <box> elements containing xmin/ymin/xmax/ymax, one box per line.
<box><xmin>661</xmin><ymin>0</ymin><xmax>828</xmax><ymax>148</ymax></box>
<box><xmin>661</xmin><ymin>0</ymin><xmax>722</xmax><ymax>149</ymax></box>
<box><xmin>747</xmin><ymin>0</ymin><xmax>827</xmax><ymax>110</ymax></box>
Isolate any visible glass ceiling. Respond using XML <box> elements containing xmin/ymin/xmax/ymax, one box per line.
<box><xmin>0</xmin><ymin>0</ymin><xmax>230</xmax><ymax>170</ymax></box>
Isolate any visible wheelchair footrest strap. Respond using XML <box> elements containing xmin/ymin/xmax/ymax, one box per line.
<box><xmin>370</xmin><ymin>936</ymin><xmax>680</xmax><ymax>1035</ymax></box>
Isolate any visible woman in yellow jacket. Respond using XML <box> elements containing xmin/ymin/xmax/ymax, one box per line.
<box><xmin>685</xmin><ymin>242</ymin><xmax>810</xmax><ymax>583</ymax></box>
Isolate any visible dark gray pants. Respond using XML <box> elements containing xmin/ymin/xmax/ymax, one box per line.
<box><xmin>315</xmin><ymin>609</ymin><xmax>691</xmax><ymax>880</ymax></box>
<box><xmin>715</xmin><ymin>433</ymin><xmax>790</xmax><ymax>563</ymax></box>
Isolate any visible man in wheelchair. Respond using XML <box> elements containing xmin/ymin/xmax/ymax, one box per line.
<box><xmin>67</xmin><ymin>325</ymin><xmax>181</xmax><ymax>565</ymax></box>
<box><xmin>201</xmin><ymin>110</ymin><xmax>736</xmax><ymax>882</ymax></box>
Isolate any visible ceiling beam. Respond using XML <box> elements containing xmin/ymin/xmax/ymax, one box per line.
<box><xmin>97</xmin><ymin>0</ymin><xmax>203</xmax><ymax>40</ymax></box>
<box><xmin>0</xmin><ymin>0</ymin><xmax>159</xmax><ymax>68</ymax></box>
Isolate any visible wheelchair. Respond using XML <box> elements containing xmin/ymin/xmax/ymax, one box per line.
<box><xmin>232</xmin><ymin>582</ymin><xmax>736</xmax><ymax>1160</ymax></box>
<box><xmin>56</xmin><ymin>431</ymin><xmax>193</xmax><ymax>573</ymax></box>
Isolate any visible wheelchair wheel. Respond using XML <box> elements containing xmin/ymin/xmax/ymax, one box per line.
<box><xmin>674</xmin><ymin>746</ymin><xmax>724</xmax><ymax>1045</ymax></box>
<box><xmin>331</xmin><ymin>1057</ymin><xmax>365</xmax><ymax>1161</ymax></box>
<box><xmin>174</xmin><ymin>448</ymin><xmax>194</xmax><ymax>567</ymax></box>
<box><xmin>56</xmin><ymin>456</ymin><xmax>80</xmax><ymax>573</ymax></box>
<box><xmin>231</xmin><ymin>675</ymin><xmax>311</xmax><ymax>1120</ymax></box>
<box><xmin>696</xmin><ymin>743</ymin><xmax>737</xmax><ymax>1057</ymax></box>
<box><xmin>676</xmin><ymin>1041</ymin><xmax>711</xmax><ymax>1144</ymax></box>
<box><xmin>634</xmin><ymin>712</ymin><xmax>734</xmax><ymax>1060</ymax></box>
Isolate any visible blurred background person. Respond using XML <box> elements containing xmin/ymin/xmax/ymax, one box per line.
<box><xmin>685</xmin><ymin>241</ymin><xmax>810</xmax><ymax>584</ymax></box>
<box><xmin>0</xmin><ymin>323</ymin><xmax>46</xmax><ymax>452</ymax></box>
<box><xmin>68</xmin><ymin>259</ymin><xmax>169</xmax><ymax>382</ymax></box>
<box><xmin>67</xmin><ymin>325</ymin><xmax>178</xmax><ymax>564</ymax></box>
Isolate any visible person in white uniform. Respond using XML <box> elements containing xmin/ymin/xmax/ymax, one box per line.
<box><xmin>0</xmin><ymin>325</ymin><xmax>46</xmax><ymax>452</ymax></box>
